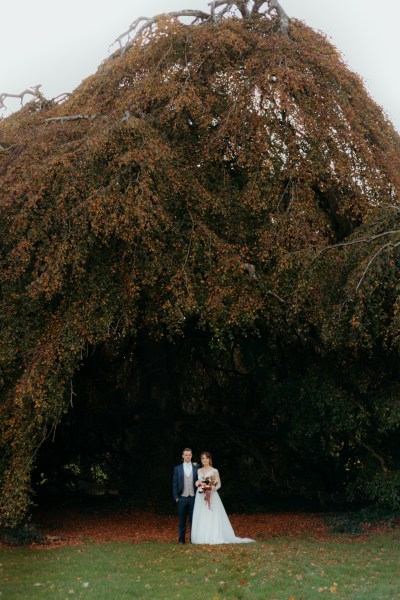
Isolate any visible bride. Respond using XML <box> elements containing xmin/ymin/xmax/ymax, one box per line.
<box><xmin>191</xmin><ymin>451</ymin><xmax>254</xmax><ymax>544</ymax></box>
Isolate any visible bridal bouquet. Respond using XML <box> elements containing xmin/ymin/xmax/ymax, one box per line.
<box><xmin>196</xmin><ymin>476</ymin><xmax>217</xmax><ymax>509</ymax></box>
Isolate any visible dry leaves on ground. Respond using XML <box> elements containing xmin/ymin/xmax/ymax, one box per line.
<box><xmin>30</xmin><ymin>507</ymin><xmax>331</xmax><ymax>548</ymax></box>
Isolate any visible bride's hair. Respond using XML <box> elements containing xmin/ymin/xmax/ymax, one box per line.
<box><xmin>200</xmin><ymin>451</ymin><xmax>212</xmax><ymax>466</ymax></box>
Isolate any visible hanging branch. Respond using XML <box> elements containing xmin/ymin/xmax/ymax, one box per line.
<box><xmin>297</xmin><ymin>225</ymin><xmax>400</xmax><ymax>293</ymax></box>
<box><xmin>111</xmin><ymin>0</ymin><xmax>290</xmax><ymax>50</ymax></box>
<box><xmin>355</xmin><ymin>239</ymin><xmax>400</xmax><ymax>291</ymax></box>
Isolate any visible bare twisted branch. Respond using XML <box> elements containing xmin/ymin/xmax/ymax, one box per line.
<box><xmin>266</xmin><ymin>0</ymin><xmax>289</xmax><ymax>34</ymax></box>
<box><xmin>0</xmin><ymin>87</ymin><xmax>70</xmax><ymax>115</ymax></box>
<box><xmin>0</xmin><ymin>85</ymin><xmax>46</xmax><ymax>112</ymax></box>
<box><xmin>112</xmin><ymin>0</ymin><xmax>290</xmax><ymax>50</ymax></box>
<box><xmin>44</xmin><ymin>114</ymin><xmax>97</xmax><ymax>124</ymax></box>
<box><xmin>111</xmin><ymin>10</ymin><xmax>211</xmax><ymax>50</ymax></box>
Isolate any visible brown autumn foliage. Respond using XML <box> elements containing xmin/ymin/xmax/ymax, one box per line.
<box><xmin>2</xmin><ymin>504</ymin><xmax>399</xmax><ymax>548</ymax></box>
<box><xmin>22</xmin><ymin>508</ymin><xmax>332</xmax><ymax>548</ymax></box>
<box><xmin>1</xmin><ymin>8</ymin><xmax>400</xmax><ymax>527</ymax></box>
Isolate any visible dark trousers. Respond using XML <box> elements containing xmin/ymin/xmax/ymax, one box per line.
<box><xmin>177</xmin><ymin>495</ymin><xmax>195</xmax><ymax>542</ymax></box>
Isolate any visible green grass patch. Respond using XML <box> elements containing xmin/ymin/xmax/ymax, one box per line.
<box><xmin>1</xmin><ymin>534</ymin><xmax>400</xmax><ymax>599</ymax></box>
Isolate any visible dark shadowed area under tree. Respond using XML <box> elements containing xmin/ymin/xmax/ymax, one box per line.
<box><xmin>1</xmin><ymin>0</ymin><xmax>400</xmax><ymax>528</ymax></box>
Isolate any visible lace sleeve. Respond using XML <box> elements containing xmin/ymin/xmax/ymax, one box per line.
<box><xmin>195</xmin><ymin>468</ymin><xmax>203</xmax><ymax>488</ymax></box>
<box><xmin>214</xmin><ymin>469</ymin><xmax>221</xmax><ymax>491</ymax></box>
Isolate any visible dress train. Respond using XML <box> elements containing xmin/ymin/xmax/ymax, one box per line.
<box><xmin>191</xmin><ymin>468</ymin><xmax>254</xmax><ymax>545</ymax></box>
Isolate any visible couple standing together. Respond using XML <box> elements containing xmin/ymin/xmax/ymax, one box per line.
<box><xmin>172</xmin><ymin>448</ymin><xmax>253</xmax><ymax>544</ymax></box>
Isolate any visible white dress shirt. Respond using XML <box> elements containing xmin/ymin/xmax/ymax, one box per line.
<box><xmin>183</xmin><ymin>462</ymin><xmax>193</xmax><ymax>476</ymax></box>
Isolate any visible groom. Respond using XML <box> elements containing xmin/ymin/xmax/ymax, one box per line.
<box><xmin>172</xmin><ymin>447</ymin><xmax>199</xmax><ymax>544</ymax></box>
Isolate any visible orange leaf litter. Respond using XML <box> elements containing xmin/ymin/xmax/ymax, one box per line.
<box><xmin>27</xmin><ymin>508</ymin><xmax>331</xmax><ymax>548</ymax></box>
<box><xmin>4</xmin><ymin>506</ymin><xmax>397</xmax><ymax>549</ymax></box>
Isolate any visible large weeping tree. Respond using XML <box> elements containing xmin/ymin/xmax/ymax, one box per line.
<box><xmin>1</xmin><ymin>0</ymin><xmax>400</xmax><ymax>526</ymax></box>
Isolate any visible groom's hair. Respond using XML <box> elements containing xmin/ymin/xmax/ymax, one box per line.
<box><xmin>182</xmin><ymin>447</ymin><xmax>192</xmax><ymax>453</ymax></box>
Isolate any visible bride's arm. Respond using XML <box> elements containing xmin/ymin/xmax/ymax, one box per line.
<box><xmin>195</xmin><ymin>468</ymin><xmax>203</xmax><ymax>487</ymax></box>
<box><xmin>213</xmin><ymin>469</ymin><xmax>221</xmax><ymax>491</ymax></box>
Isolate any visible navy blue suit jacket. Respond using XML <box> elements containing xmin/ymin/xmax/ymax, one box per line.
<box><xmin>172</xmin><ymin>463</ymin><xmax>199</xmax><ymax>501</ymax></box>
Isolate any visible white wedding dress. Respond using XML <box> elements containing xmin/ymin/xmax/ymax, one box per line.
<box><xmin>191</xmin><ymin>467</ymin><xmax>254</xmax><ymax>545</ymax></box>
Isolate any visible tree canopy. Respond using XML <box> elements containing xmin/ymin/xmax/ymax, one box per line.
<box><xmin>1</xmin><ymin>4</ymin><xmax>400</xmax><ymax>527</ymax></box>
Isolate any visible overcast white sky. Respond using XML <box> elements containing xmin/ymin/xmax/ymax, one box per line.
<box><xmin>1</xmin><ymin>0</ymin><xmax>399</xmax><ymax>131</ymax></box>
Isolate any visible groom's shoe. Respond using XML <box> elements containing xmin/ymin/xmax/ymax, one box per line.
<box><xmin>178</xmin><ymin>539</ymin><xmax>185</xmax><ymax>544</ymax></box>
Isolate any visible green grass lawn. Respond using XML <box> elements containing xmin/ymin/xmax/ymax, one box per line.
<box><xmin>1</xmin><ymin>534</ymin><xmax>400</xmax><ymax>599</ymax></box>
